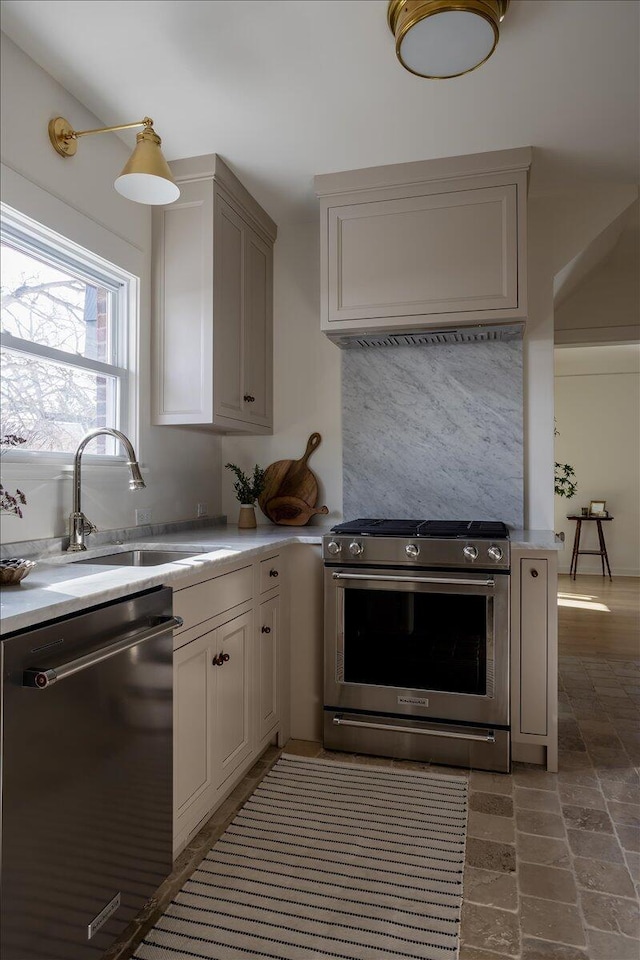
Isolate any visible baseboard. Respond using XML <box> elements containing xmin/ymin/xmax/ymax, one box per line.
<box><xmin>512</xmin><ymin>742</ymin><xmax>546</xmax><ymax>765</ymax></box>
<box><xmin>558</xmin><ymin>567</ymin><xmax>640</xmax><ymax>578</ymax></box>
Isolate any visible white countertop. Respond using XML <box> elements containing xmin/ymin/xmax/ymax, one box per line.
<box><xmin>0</xmin><ymin>525</ymin><xmax>326</xmax><ymax>637</ymax></box>
<box><xmin>510</xmin><ymin>530</ymin><xmax>564</xmax><ymax>551</ymax></box>
<box><xmin>0</xmin><ymin>523</ymin><xmax>560</xmax><ymax>637</ymax></box>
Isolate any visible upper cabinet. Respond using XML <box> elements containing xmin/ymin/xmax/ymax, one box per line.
<box><xmin>152</xmin><ymin>155</ymin><xmax>276</xmax><ymax>433</ymax></box>
<box><xmin>314</xmin><ymin>147</ymin><xmax>531</xmax><ymax>343</ymax></box>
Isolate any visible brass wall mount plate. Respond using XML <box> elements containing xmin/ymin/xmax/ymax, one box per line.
<box><xmin>48</xmin><ymin>116</ymin><xmax>77</xmax><ymax>157</ymax></box>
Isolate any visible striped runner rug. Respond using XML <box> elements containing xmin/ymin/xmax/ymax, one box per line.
<box><xmin>135</xmin><ymin>754</ymin><xmax>468</xmax><ymax>960</ymax></box>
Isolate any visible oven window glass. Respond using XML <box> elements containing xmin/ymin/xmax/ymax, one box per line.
<box><xmin>343</xmin><ymin>589</ymin><xmax>488</xmax><ymax>695</ymax></box>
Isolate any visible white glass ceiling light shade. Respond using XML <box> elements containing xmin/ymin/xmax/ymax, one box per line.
<box><xmin>388</xmin><ymin>0</ymin><xmax>509</xmax><ymax>79</ymax></box>
<box><xmin>114</xmin><ymin>126</ymin><xmax>180</xmax><ymax>205</ymax></box>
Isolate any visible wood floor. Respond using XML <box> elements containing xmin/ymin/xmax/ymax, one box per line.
<box><xmin>558</xmin><ymin>573</ymin><xmax>640</xmax><ymax>659</ymax></box>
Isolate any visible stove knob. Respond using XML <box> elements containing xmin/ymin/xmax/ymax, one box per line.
<box><xmin>406</xmin><ymin>543</ymin><xmax>420</xmax><ymax>558</ymax></box>
<box><xmin>488</xmin><ymin>545</ymin><xmax>503</xmax><ymax>561</ymax></box>
<box><xmin>349</xmin><ymin>541</ymin><xmax>364</xmax><ymax>557</ymax></box>
<box><xmin>463</xmin><ymin>545</ymin><xmax>479</xmax><ymax>561</ymax></box>
<box><xmin>326</xmin><ymin>540</ymin><xmax>342</xmax><ymax>556</ymax></box>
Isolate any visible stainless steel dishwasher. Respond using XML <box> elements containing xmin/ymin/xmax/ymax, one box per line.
<box><xmin>0</xmin><ymin>586</ymin><xmax>179</xmax><ymax>960</ymax></box>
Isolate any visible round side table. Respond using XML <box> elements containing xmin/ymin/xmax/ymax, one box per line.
<box><xmin>567</xmin><ymin>515</ymin><xmax>614</xmax><ymax>580</ymax></box>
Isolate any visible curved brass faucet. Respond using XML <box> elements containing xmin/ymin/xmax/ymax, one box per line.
<box><xmin>67</xmin><ymin>428</ymin><xmax>146</xmax><ymax>552</ymax></box>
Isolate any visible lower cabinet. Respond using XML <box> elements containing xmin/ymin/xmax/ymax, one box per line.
<box><xmin>172</xmin><ymin>559</ymin><xmax>284</xmax><ymax>856</ymax></box>
<box><xmin>510</xmin><ymin>549</ymin><xmax>558</xmax><ymax>772</ymax></box>
<box><xmin>258</xmin><ymin>595</ymin><xmax>280</xmax><ymax>743</ymax></box>
<box><xmin>213</xmin><ymin>611</ymin><xmax>253</xmax><ymax>788</ymax></box>
<box><xmin>174</xmin><ymin>631</ymin><xmax>215</xmax><ymax>819</ymax></box>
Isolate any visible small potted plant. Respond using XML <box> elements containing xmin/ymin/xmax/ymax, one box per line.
<box><xmin>225</xmin><ymin>463</ymin><xmax>266</xmax><ymax>529</ymax></box>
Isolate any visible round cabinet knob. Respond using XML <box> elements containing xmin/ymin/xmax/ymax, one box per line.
<box><xmin>261</xmin><ymin>625</ymin><xmax>271</xmax><ymax>634</ymax></box>
<box><xmin>405</xmin><ymin>543</ymin><xmax>420</xmax><ymax>558</ymax></box>
<box><xmin>349</xmin><ymin>541</ymin><xmax>364</xmax><ymax>557</ymax></box>
<box><xmin>326</xmin><ymin>540</ymin><xmax>342</xmax><ymax>556</ymax></box>
<box><xmin>488</xmin><ymin>545</ymin><xmax>503</xmax><ymax>561</ymax></box>
<box><xmin>269</xmin><ymin>569</ymin><xmax>279</xmax><ymax>578</ymax></box>
<box><xmin>463</xmin><ymin>545</ymin><xmax>479</xmax><ymax>561</ymax></box>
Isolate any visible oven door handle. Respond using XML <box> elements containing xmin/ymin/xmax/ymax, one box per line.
<box><xmin>332</xmin><ymin>572</ymin><xmax>495</xmax><ymax>588</ymax></box>
<box><xmin>333</xmin><ymin>715</ymin><xmax>496</xmax><ymax>743</ymax></box>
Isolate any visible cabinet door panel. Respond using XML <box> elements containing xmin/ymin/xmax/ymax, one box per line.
<box><xmin>243</xmin><ymin>229</ymin><xmax>272</xmax><ymax>426</ymax></box>
<box><xmin>520</xmin><ymin>558</ymin><xmax>548</xmax><ymax>736</ymax></box>
<box><xmin>174</xmin><ymin>632</ymin><xmax>214</xmax><ymax>814</ymax></box>
<box><xmin>214</xmin><ymin>611</ymin><xmax>253</xmax><ymax>787</ymax></box>
<box><xmin>327</xmin><ymin>186</ymin><xmax>518</xmax><ymax>322</ymax></box>
<box><xmin>258</xmin><ymin>596</ymin><xmax>279</xmax><ymax>740</ymax></box>
<box><xmin>214</xmin><ymin>197</ymin><xmax>244</xmax><ymax>421</ymax></box>
<box><xmin>153</xmin><ymin>180</ymin><xmax>214</xmax><ymax>423</ymax></box>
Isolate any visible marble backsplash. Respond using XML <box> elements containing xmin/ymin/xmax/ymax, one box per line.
<box><xmin>342</xmin><ymin>340</ymin><xmax>524</xmax><ymax>527</ymax></box>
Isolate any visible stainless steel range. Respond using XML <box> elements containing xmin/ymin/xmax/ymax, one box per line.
<box><xmin>323</xmin><ymin>519</ymin><xmax>511</xmax><ymax>772</ymax></box>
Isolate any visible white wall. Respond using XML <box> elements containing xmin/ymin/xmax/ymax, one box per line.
<box><xmin>0</xmin><ymin>33</ymin><xmax>221</xmax><ymax>544</ymax></box>
<box><xmin>554</xmin><ymin>345</ymin><xmax>640</xmax><ymax>576</ymax></box>
<box><xmin>555</xmin><ymin>222</ymin><xmax>640</xmax><ymax>346</ymax></box>
<box><xmin>223</xmin><ymin>210</ymin><xmax>559</xmax><ymax>533</ymax></box>
<box><xmin>221</xmin><ymin>220</ymin><xmax>342</xmax><ymax>524</ymax></box>
<box><xmin>222</xmin><ymin>207</ymin><xmax>561</xmax><ymax>533</ymax></box>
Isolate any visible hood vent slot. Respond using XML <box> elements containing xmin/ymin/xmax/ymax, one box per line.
<box><xmin>334</xmin><ymin>323</ymin><xmax>524</xmax><ymax>349</ymax></box>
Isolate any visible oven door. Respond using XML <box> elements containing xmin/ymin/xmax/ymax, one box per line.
<box><xmin>325</xmin><ymin>565</ymin><xmax>509</xmax><ymax>727</ymax></box>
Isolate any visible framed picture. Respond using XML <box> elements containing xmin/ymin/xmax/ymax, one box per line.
<box><xmin>589</xmin><ymin>500</ymin><xmax>607</xmax><ymax>517</ymax></box>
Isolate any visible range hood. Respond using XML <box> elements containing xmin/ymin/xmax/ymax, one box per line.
<box><xmin>333</xmin><ymin>323</ymin><xmax>524</xmax><ymax>349</ymax></box>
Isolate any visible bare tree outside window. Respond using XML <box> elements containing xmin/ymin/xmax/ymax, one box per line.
<box><xmin>0</xmin><ymin>240</ymin><xmax>126</xmax><ymax>455</ymax></box>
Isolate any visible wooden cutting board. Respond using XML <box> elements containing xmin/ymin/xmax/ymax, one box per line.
<box><xmin>258</xmin><ymin>433</ymin><xmax>323</xmax><ymax>518</ymax></box>
<box><xmin>265</xmin><ymin>496</ymin><xmax>329</xmax><ymax>526</ymax></box>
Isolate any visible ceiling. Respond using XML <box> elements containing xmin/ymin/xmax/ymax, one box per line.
<box><xmin>1</xmin><ymin>0</ymin><xmax>639</xmax><ymax>223</ymax></box>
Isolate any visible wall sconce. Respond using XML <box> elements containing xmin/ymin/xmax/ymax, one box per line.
<box><xmin>48</xmin><ymin>116</ymin><xmax>180</xmax><ymax>205</ymax></box>
<box><xmin>388</xmin><ymin>0</ymin><xmax>510</xmax><ymax>79</ymax></box>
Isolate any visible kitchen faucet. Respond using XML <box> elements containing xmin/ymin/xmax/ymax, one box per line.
<box><xmin>67</xmin><ymin>428</ymin><xmax>145</xmax><ymax>552</ymax></box>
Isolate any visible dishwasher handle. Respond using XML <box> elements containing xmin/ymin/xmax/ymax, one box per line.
<box><xmin>23</xmin><ymin>615</ymin><xmax>183</xmax><ymax>689</ymax></box>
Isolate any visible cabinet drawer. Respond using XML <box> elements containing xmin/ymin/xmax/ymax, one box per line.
<box><xmin>174</xmin><ymin>565</ymin><xmax>253</xmax><ymax>633</ymax></box>
<box><xmin>259</xmin><ymin>555</ymin><xmax>282</xmax><ymax>593</ymax></box>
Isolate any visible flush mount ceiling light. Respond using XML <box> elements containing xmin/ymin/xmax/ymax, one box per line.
<box><xmin>48</xmin><ymin>116</ymin><xmax>180</xmax><ymax>205</ymax></box>
<box><xmin>388</xmin><ymin>0</ymin><xmax>510</xmax><ymax>79</ymax></box>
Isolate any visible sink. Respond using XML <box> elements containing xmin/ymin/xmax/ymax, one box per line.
<box><xmin>71</xmin><ymin>550</ymin><xmax>198</xmax><ymax>566</ymax></box>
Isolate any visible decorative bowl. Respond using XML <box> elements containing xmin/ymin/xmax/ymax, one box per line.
<box><xmin>0</xmin><ymin>558</ymin><xmax>36</xmax><ymax>585</ymax></box>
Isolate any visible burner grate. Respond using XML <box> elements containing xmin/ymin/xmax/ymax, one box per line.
<box><xmin>330</xmin><ymin>519</ymin><xmax>509</xmax><ymax>539</ymax></box>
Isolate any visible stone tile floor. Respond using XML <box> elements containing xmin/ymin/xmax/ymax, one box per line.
<box><xmin>107</xmin><ymin>655</ymin><xmax>640</xmax><ymax>960</ymax></box>
<box><xmin>457</xmin><ymin>653</ymin><xmax>640</xmax><ymax>960</ymax></box>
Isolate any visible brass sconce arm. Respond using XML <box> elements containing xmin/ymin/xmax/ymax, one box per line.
<box><xmin>49</xmin><ymin>116</ymin><xmax>155</xmax><ymax>158</ymax></box>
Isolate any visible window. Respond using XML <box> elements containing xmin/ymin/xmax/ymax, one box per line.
<box><xmin>0</xmin><ymin>207</ymin><xmax>136</xmax><ymax>458</ymax></box>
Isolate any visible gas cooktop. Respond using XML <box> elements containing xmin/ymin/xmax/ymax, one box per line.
<box><xmin>331</xmin><ymin>519</ymin><xmax>510</xmax><ymax>540</ymax></box>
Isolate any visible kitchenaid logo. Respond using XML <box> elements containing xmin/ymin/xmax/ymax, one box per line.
<box><xmin>398</xmin><ymin>696</ymin><xmax>428</xmax><ymax>706</ymax></box>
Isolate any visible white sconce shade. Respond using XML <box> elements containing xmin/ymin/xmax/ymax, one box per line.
<box><xmin>114</xmin><ymin>126</ymin><xmax>180</xmax><ymax>205</ymax></box>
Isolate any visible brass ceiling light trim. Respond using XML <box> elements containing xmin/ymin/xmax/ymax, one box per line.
<box><xmin>388</xmin><ymin>0</ymin><xmax>510</xmax><ymax>79</ymax></box>
<box><xmin>47</xmin><ymin>115</ymin><xmax>180</xmax><ymax>205</ymax></box>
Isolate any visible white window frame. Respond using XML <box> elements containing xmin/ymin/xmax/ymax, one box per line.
<box><xmin>0</xmin><ymin>204</ymin><xmax>139</xmax><ymax>468</ymax></box>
